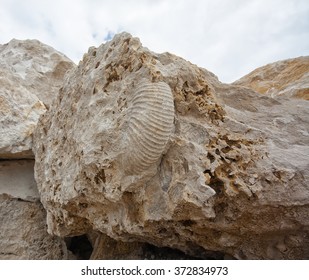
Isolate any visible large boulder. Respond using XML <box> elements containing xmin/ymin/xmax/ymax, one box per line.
<box><xmin>0</xmin><ymin>39</ymin><xmax>75</xmax><ymax>259</ymax></box>
<box><xmin>233</xmin><ymin>56</ymin><xmax>309</xmax><ymax>100</ymax></box>
<box><xmin>0</xmin><ymin>39</ymin><xmax>75</xmax><ymax>159</ymax></box>
<box><xmin>33</xmin><ymin>32</ymin><xmax>309</xmax><ymax>259</ymax></box>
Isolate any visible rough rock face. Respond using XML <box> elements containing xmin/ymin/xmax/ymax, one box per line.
<box><xmin>0</xmin><ymin>160</ymin><xmax>68</xmax><ymax>259</ymax></box>
<box><xmin>233</xmin><ymin>56</ymin><xmax>309</xmax><ymax>100</ymax></box>
<box><xmin>0</xmin><ymin>194</ymin><xmax>68</xmax><ymax>259</ymax></box>
<box><xmin>0</xmin><ymin>39</ymin><xmax>75</xmax><ymax>159</ymax></box>
<box><xmin>0</xmin><ymin>39</ymin><xmax>75</xmax><ymax>259</ymax></box>
<box><xmin>33</xmin><ymin>33</ymin><xmax>309</xmax><ymax>259</ymax></box>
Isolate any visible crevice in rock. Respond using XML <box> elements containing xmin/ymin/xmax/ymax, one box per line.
<box><xmin>0</xmin><ymin>158</ymin><xmax>35</xmax><ymax>162</ymax></box>
<box><xmin>65</xmin><ymin>234</ymin><xmax>93</xmax><ymax>260</ymax></box>
<box><xmin>142</xmin><ymin>243</ymin><xmax>203</xmax><ymax>260</ymax></box>
<box><xmin>208</xmin><ymin>173</ymin><xmax>225</xmax><ymax>195</ymax></box>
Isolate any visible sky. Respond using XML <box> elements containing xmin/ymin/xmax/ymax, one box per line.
<box><xmin>0</xmin><ymin>0</ymin><xmax>308</xmax><ymax>83</ymax></box>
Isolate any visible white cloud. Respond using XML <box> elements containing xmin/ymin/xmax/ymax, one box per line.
<box><xmin>0</xmin><ymin>0</ymin><xmax>308</xmax><ymax>82</ymax></box>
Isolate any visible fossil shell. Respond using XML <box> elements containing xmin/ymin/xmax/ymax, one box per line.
<box><xmin>125</xmin><ymin>81</ymin><xmax>174</xmax><ymax>174</ymax></box>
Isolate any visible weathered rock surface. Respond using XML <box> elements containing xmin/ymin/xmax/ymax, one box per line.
<box><xmin>0</xmin><ymin>161</ymin><xmax>68</xmax><ymax>259</ymax></box>
<box><xmin>33</xmin><ymin>33</ymin><xmax>309</xmax><ymax>259</ymax></box>
<box><xmin>233</xmin><ymin>56</ymin><xmax>309</xmax><ymax>100</ymax></box>
<box><xmin>0</xmin><ymin>194</ymin><xmax>68</xmax><ymax>259</ymax></box>
<box><xmin>0</xmin><ymin>39</ymin><xmax>75</xmax><ymax>159</ymax></box>
<box><xmin>0</xmin><ymin>39</ymin><xmax>75</xmax><ymax>259</ymax></box>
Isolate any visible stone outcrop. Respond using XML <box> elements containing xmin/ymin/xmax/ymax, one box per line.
<box><xmin>0</xmin><ymin>39</ymin><xmax>75</xmax><ymax>259</ymax></box>
<box><xmin>233</xmin><ymin>56</ymin><xmax>309</xmax><ymax>100</ymax></box>
<box><xmin>0</xmin><ymin>160</ymin><xmax>69</xmax><ymax>259</ymax></box>
<box><xmin>33</xmin><ymin>33</ymin><xmax>309</xmax><ymax>259</ymax></box>
<box><xmin>0</xmin><ymin>39</ymin><xmax>75</xmax><ymax>159</ymax></box>
<box><xmin>0</xmin><ymin>193</ymin><xmax>68</xmax><ymax>259</ymax></box>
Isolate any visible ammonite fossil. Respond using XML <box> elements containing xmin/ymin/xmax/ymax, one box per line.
<box><xmin>125</xmin><ymin>81</ymin><xmax>175</xmax><ymax>174</ymax></box>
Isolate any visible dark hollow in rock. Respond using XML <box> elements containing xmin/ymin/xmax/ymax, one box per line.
<box><xmin>65</xmin><ymin>234</ymin><xmax>93</xmax><ymax>260</ymax></box>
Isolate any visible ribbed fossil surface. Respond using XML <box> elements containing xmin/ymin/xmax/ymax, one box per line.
<box><xmin>126</xmin><ymin>81</ymin><xmax>174</xmax><ymax>174</ymax></box>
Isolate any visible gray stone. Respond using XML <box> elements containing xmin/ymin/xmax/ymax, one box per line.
<box><xmin>0</xmin><ymin>160</ymin><xmax>38</xmax><ymax>201</ymax></box>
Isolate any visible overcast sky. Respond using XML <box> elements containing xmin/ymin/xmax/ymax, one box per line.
<box><xmin>0</xmin><ymin>0</ymin><xmax>308</xmax><ymax>83</ymax></box>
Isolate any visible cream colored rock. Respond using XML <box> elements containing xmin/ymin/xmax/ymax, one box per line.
<box><xmin>33</xmin><ymin>33</ymin><xmax>309</xmax><ymax>259</ymax></box>
<box><xmin>0</xmin><ymin>39</ymin><xmax>75</xmax><ymax>158</ymax></box>
<box><xmin>0</xmin><ymin>69</ymin><xmax>46</xmax><ymax>158</ymax></box>
<box><xmin>0</xmin><ymin>160</ymin><xmax>70</xmax><ymax>259</ymax></box>
<box><xmin>233</xmin><ymin>56</ymin><xmax>309</xmax><ymax>100</ymax></box>
<box><xmin>0</xmin><ymin>194</ymin><xmax>69</xmax><ymax>259</ymax></box>
<box><xmin>0</xmin><ymin>39</ymin><xmax>76</xmax><ymax>259</ymax></box>
<box><xmin>0</xmin><ymin>39</ymin><xmax>75</xmax><ymax>106</ymax></box>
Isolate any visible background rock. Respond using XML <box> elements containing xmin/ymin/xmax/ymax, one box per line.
<box><xmin>32</xmin><ymin>33</ymin><xmax>309</xmax><ymax>259</ymax></box>
<box><xmin>0</xmin><ymin>194</ymin><xmax>68</xmax><ymax>259</ymax></box>
<box><xmin>0</xmin><ymin>160</ymin><xmax>38</xmax><ymax>201</ymax></box>
<box><xmin>0</xmin><ymin>39</ymin><xmax>75</xmax><ymax>259</ymax></box>
<box><xmin>233</xmin><ymin>56</ymin><xmax>309</xmax><ymax>100</ymax></box>
<box><xmin>0</xmin><ymin>161</ymin><xmax>68</xmax><ymax>259</ymax></box>
<box><xmin>0</xmin><ymin>39</ymin><xmax>75</xmax><ymax>159</ymax></box>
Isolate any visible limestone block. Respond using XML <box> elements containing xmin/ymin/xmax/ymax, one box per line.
<box><xmin>0</xmin><ymin>39</ymin><xmax>75</xmax><ymax>158</ymax></box>
<box><xmin>233</xmin><ymin>56</ymin><xmax>309</xmax><ymax>100</ymax></box>
<box><xmin>0</xmin><ymin>39</ymin><xmax>75</xmax><ymax>106</ymax></box>
<box><xmin>0</xmin><ymin>159</ymin><xmax>70</xmax><ymax>259</ymax></box>
<box><xmin>0</xmin><ymin>194</ymin><xmax>68</xmax><ymax>259</ymax></box>
<box><xmin>33</xmin><ymin>33</ymin><xmax>309</xmax><ymax>259</ymax></box>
